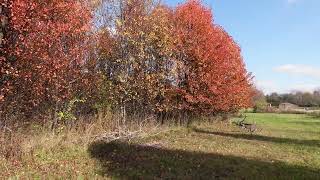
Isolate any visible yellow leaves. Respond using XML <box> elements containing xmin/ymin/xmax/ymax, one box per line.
<box><xmin>117</xmin><ymin>75</ymin><xmax>126</xmax><ymax>83</ymax></box>
<box><xmin>89</xmin><ymin>0</ymin><xmax>104</xmax><ymax>8</ymax></box>
<box><xmin>145</xmin><ymin>74</ymin><xmax>151</xmax><ymax>81</ymax></box>
<box><xmin>115</xmin><ymin>19</ymin><xmax>122</xmax><ymax>27</ymax></box>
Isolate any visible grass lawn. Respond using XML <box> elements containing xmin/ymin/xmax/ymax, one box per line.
<box><xmin>1</xmin><ymin>113</ymin><xmax>320</xmax><ymax>179</ymax></box>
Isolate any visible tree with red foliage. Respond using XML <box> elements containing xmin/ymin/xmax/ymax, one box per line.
<box><xmin>1</xmin><ymin>0</ymin><xmax>254</xmax><ymax>122</ymax></box>
<box><xmin>0</xmin><ymin>0</ymin><xmax>16</xmax><ymax>107</ymax></box>
<box><xmin>173</xmin><ymin>0</ymin><xmax>252</xmax><ymax>114</ymax></box>
<box><xmin>0</xmin><ymin>0</ymin><xmax>92</xmax><ymax>117</ymax></box>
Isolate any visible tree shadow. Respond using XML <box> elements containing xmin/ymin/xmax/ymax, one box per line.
<box><xmin>193</xmin><ymin>128</ymin><xmax>320</xmax><ymax>148</ymax></box>
<box><xmin>88</xmin><ymin>141</ymin><xmax>320</xmax><ymax>179</ymax></box>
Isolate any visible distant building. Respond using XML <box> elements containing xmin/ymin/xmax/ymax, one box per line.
<box><xmin>279</xmin><ymin>103</ymin><xmax>298</xmax><ymax>111</ymax></box>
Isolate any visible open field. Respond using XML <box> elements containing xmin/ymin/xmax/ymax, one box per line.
<box><xmin>1</xmin><ymin>113</ymin><xmax>320</xmax><ymax>179</ymax></box>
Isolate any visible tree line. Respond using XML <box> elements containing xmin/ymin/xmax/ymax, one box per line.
<box><xmin>0</xmin><ymin>0</ymin><xmax>253</xmax><ymax>124</ymax></box>
<box><xmin>266</xmin><ymin>91</ymin><xmax>320</xmax><ymax>107</ymax></box>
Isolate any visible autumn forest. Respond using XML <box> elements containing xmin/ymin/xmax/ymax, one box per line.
<box><xmin>0</xmin><ymin>0</ymin><xmax>253</xmax><ymax>124</ymax></box>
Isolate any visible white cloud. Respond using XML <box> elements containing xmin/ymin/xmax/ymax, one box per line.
<box><xmin>255</xmin><ymin>79</ymin><xmax>319</xmax><ymax>94</ymax></box>
<box><xmin>273</xmin><ymin>64</ymin><xmax>320</xmax><ymax>79</ymax></box>
<box><xmin>255</xmin><ymin>80</ymin><xmax>280</xmax><ymax>94</ymax></box>
<box><xmin>289</xmin><ymin>83</ymin><xmax>320</xmax><ymax>93</ymax></box>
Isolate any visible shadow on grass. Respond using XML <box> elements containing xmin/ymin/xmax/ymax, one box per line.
<box><xmin>88</xmin><ymin>141</ymin><xmax>320</xmax><ymax>179</ymax></box>
<box><xmin>193</xmin><ymin>128</ymin><xmax>320</xmax><ymax>148</ymax></box>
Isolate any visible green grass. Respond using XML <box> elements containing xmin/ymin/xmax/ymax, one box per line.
<box><xmin>1</xmin><ymin>113</ymin><xmax>320</xmax><ymax>179</ymax></box>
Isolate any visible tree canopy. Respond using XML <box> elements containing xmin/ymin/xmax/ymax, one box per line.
<box><xmin>1</xmin><ymin>0</ymin><xmax>253</xmax><ymax>121</ymax></box>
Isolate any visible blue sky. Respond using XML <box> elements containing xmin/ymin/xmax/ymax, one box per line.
<box><xmin>165</xmin><ymin>0</ymin><xmax>320</xmax><ymax>94</ymax></box>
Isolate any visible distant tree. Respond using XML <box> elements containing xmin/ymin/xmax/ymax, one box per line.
<box><xmin>252</xmin><ymin>88</ymin><xmax>268</xmax><ymax>112</ymax></box>
<box><xmin>301</xmin><ymin>92</ymin><xmax>316</xmax><ymax>107</ymax></box>
<box><xmin>313</xmin><ymin>90</ymin><xmax>320</xmax><ymax>106</ymax></box>
<box><xmin>266</xmin><ymin>93</ymin><xmax>281</xmax><ymax>106</ymax></box>
<box><xmin>266</xmin><ymin>91</ymin><xmax>320</xmax><ymax>107</ymax></box>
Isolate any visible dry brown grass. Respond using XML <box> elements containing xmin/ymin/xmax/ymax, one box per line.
<box><xmin>0</xmin><ymin>112</ymin><xmax>166</xmax><ymax>178</ymax></box>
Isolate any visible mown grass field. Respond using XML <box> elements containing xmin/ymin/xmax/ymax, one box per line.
<box><xmin>1</xmin><ymin>113</ymin><xmax>320</xmax><ymax>179</ymax></box>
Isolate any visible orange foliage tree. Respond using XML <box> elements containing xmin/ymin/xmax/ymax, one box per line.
<box><xmin>0</xmin><ymin>0</ymin><xmax>18</xmax><ymax>115</ymax></box>
<box><xmin>0</xmin><ymin>0</ymin><xmax>92</xmax><ymax>117</ymax></box>
<box><xmin>172</xmin><ymin>0</ymin><xmax>252</xmax><ymax>115</ymax></box>
<box><xmin>1</xmin><ymin>0</ymin><xmax>253</xmax><ymax>121</ymax></box>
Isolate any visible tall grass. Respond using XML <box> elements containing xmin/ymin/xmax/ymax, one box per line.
<box><xmin>0</xmin><ymin>111</ymin><xmax>173</xmax><ymax>178</ymax></box>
